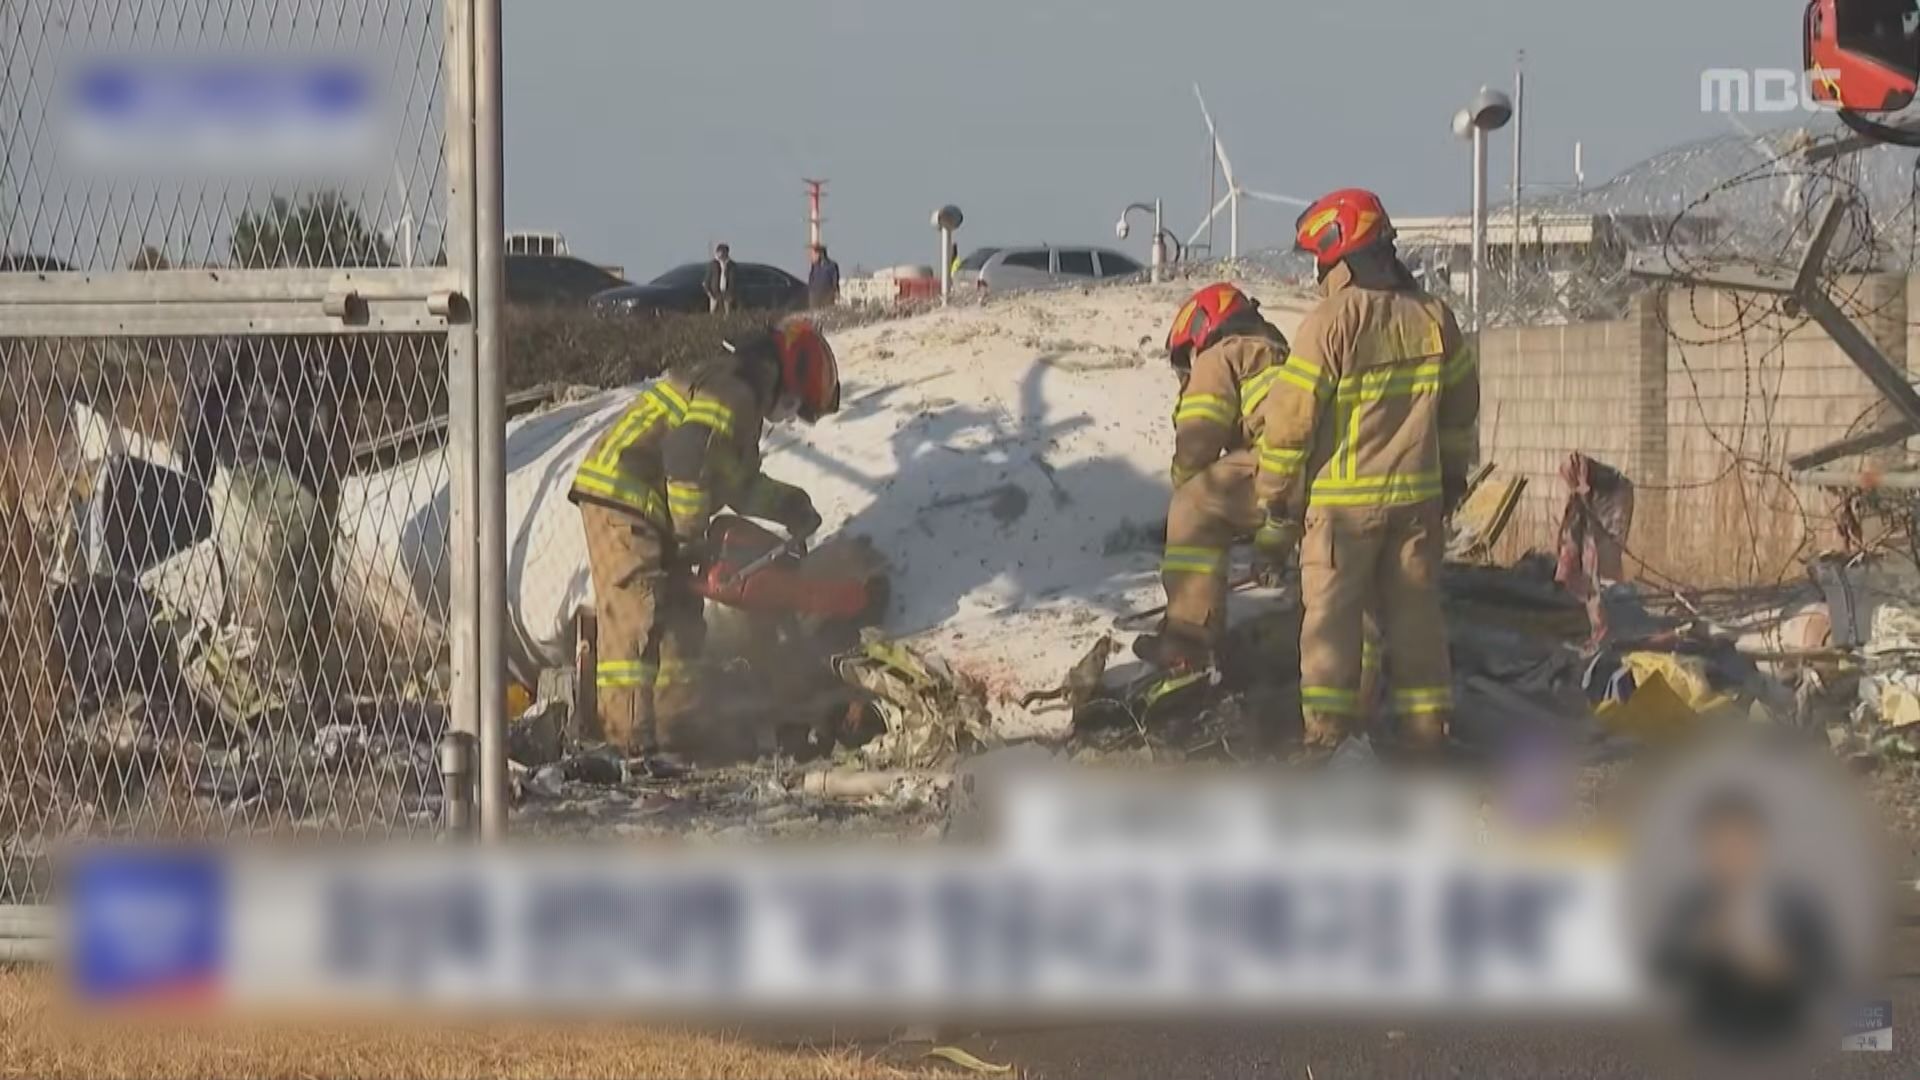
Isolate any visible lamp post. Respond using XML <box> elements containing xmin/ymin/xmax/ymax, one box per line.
<box><xmin>932</xmin><ymin>204</ymin><xmax>964</xmax><ymax>304</ymax></box>
<box><xmin>1453</xmin><ymin>86</ymin><xmax>1513</xmax><ymax>330</ymax></box>
<box><xmin>1116</xmin><ymin>200</ymin><xmax>1170</xmax><ymax>282</ymax></box>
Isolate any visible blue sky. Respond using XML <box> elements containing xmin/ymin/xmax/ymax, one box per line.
<box><xmin>502</xmin><ymin>0</ymin><xmax>1789</xmax><ymax>278</ymax></box>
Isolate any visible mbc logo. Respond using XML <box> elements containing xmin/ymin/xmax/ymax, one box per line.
<box><xmin>1700</xmin><ymin>67</ymin><xmax>1845</xmax><ymax>114</ymax></box>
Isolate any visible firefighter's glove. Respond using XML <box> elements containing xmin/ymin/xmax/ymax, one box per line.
<box><xmin>788</xmin><ymin>503</ymin><xmax>823</xmax><ymax>543</ymax></box>
<box><xmin>671</xmin><ymin>536</ymin><xmax>713</xmax><ymax>575</ymax></box>
<box><xmin>1252</xmin><ymin>517</ymin><xmax>1302</xmax><ymax>588</ymax></box>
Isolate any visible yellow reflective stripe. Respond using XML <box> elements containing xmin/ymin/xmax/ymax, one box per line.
<box><xmin>1174</xmin><ymin>393</ymin><xmax>1235</xmax><ymax>427</ymax></box>
<box><xmin>1239</xmin><ymin>368</ymin><xmax>1281</xmax><ymax>416</ymax></box>
<box><xmin>572</xmin><ymin>471</ymin><xmax>671</xmax><ymax>522</ymax></box>
<box><xmin>1171</xmin><ymin>463</ymin><xmax>1200</xmax><ymax>487</ymax></box>
<box><xmin>597</xmin><ymin>659</ymin><xmax>657</xmax><ymax>689</ymax></box>
<box><xmin>1257</xmin><ymin>438</ymin><xmax>1306</xmax><ymax>476</ymax></box>
<box><xmin>685</xmin><ymin>399</ymin><xmax>736</xmax><ymax>437</ymax></box>
<box><xmin>1309</xmin><ymin>470</ymin><xmax>1443</xmax><ymax>508</ymax></box>
<box><xmin>1337</xmin><ymin>359</ymin><xmax>1447</xmax><ymax>403</ymax></box>
<box><xmin>1274</xmin><ymin>355</ymin><xmax>1332</xmax><ymax>398</ymax></box>
<box><xmin>1392</xmin><ymin>686</ymin><xmax>1453</xmax><ymax>716</ymax></box>
<box><xmin>1301</xmin><ymin>687</ymin><xmax>1360</xmax><ymax>714</ymax></box>
<box><xmin>1161</xmin><ymin>544</ymin><xmax>1224</xmax><ymax>575</ymax></box>
<box><xmin>1336</xmin><ymin>401</ymin><xmax>1360</xmax><ymax>480</ymax></box>
<box><xmin>588</xmin><ymin>398</ymin><xmax>665</xmax><ymax>472</ymax></box>
<box><xmin>1143</xmin><ymin>670</ymin><xmax>1210</xmax><ymax>710</ymax></box>
<box><xmin>666</xmin><ymin>480</ymin><xmax>708</xmax><ymax>515</ymax></box>
<box><xmin>652</xmin><ymin>382</ymin><xmax>691</xmax><ymax>417</ymax></box>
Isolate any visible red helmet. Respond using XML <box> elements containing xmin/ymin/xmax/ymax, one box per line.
<box><xmin>1166</xmin><ymin>283</ymin><xmax>1254</xmax><ymax>372</ymax></box>
<box><xmin>1295</xmin><ymin>188</ymin><xmax>1394</xmax><ymax>272</ymax></box>
<box><xmin>773</xmin><ymin>317</ymin><xmax>840</xmax><ymax>423</ymax></box>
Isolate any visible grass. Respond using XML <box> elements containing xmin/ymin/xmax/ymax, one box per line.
<box><xmin>0</xmin><ymin>967</ymin><xmax>930</xmax><ymax>1080</ymax></box>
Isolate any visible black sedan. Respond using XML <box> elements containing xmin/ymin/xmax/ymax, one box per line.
<box><xmin>505</xmin><ymin>254</ymin><xmax>631</xmax><ymax>306</ymax></box>
<box><xmin>590</xmin><ymin>261</ymin><xmax>806</xmax><ymax>316</ymax></box>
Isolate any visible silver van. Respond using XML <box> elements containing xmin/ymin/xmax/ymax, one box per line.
<box><xmin>958</xmin><ymin>245</ymin><xmax>1145</xmax><ymax>294</ymax></box>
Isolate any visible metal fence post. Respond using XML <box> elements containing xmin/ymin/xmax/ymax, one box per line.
<box><xmin>445</xmin><ymin>0</ymin><xmax>484</xmax><ymax>838</ymax></box>
<box><xmin>474</xmin><ymin>0</ymin><xmax>510</xmax><ymax>840</ymax></box>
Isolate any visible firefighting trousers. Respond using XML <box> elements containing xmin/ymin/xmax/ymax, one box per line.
<box><xmin>1297</xmin><ymin>502</ymin><xmax>1451</xmax><ymax>749</ymax></box>
<box><xmin>579</xmin><ymin>503</ymin><xmax>707</xmax><ymax>754</ymax></box>
<box><xmin>1161</xmin><ymin>450</ymin><xmax>1265</xmax><ymax>650</ymax></box>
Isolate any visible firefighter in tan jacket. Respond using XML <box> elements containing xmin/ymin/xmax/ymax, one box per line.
<box><xmin>1134</xmin><ymin>283</ymin><xmax>1290</xmax><ymax>677</ymax></box>
<box><xmin>1255</xmin><ymin>189</ymin><xmax>1478</xmax><ymax>753</ymax></box>
<box><xmin>569</xmin><ymin>317</ymin><xmax>840</xmax><ymax>760</ymax></box>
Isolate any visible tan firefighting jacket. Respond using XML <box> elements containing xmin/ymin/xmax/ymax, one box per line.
<box><xmin>1171</xmin><ymin>327</ymin><xmax>1288</xmax><ymax>487</ymax></box>
<box><xmin>570</xmin><ymin>354</ymin><xmax>815</xmax><ymax>545</ymax></box>
<box><xmin>1253</xmin><ymin>261</ymin><xmax>1478</xmax><ymax>520</ymax></box>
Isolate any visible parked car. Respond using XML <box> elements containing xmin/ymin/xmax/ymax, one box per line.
<box><xmin>590</xmin><ymin>261</ymin><xmax>807</xmax><ymax>316</ymax></box>
<box><xmin>957</xmin><ymin>245</ymin><xmax>1144</xmax><ymax>293</ymax></box>
<box><xmin>505</xmin><ymin>254</ymin><xmax>630</xmax><ymax>306</ymax></box>
<box><xmin>0</xmin><ymin>253</ymin><xmax>74</xmax><ymax>272</ymax></box>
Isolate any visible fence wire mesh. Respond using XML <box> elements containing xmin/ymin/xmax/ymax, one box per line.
<box><xmin>1</xmin><ymin>0</ymin><xmax>447</xmax><ymax>271</ymax></box>
<box><xmin>0</xmin><ymin>0</ymin><xmax>467</xmax><ymax>902</ymax></box>
<box><xmin>0</xmin><ymin>335</ymin><xmax>454</xmax><ymax>901</ymax></box>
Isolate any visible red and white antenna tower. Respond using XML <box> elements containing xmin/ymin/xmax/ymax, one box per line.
<box><xmin>803</xmin><ymin>179</ymin><xmax>828</xmax><ymax>249</ymax></box>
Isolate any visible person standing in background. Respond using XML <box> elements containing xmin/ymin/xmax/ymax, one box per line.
<box><xmin>704</xmin><ymin>243</ymin><xmax>738</xmax><ymax>314</ymax></box>
<box><xmin>808</xmin><ymin>244</ymin><xmax>841</xmax><ymax>309</ymax></box>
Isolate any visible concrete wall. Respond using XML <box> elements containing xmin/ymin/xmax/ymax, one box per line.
<box><xmin>1477</xmin><ymin>295</ymin><xmax>1666</xmax><ymax>568</ymax></box>
<box><xmin>1477</xmin><ymin>275</ymin><xmax>1908</xmax><ymax>584</ymax></box>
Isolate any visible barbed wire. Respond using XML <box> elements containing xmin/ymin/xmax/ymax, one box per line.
<box><xmin>1403</xmin><ymin>121</ymin><xmax>1920</xmax><ymax>590</ymax></box>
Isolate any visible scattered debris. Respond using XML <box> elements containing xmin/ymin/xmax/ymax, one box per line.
<box><xmin>507</xmin><ymin>697</ymin><xmax>566</xmax><ymax>768</ymax></box>
<box><xmin>1019</xmin><ymin>635</ymin><xmax>1115</xmax><ymax>711</ymax></box>
<box><xmin>833</xmin><ymin>631</ymin><xmax>998</xmax><ymax>770</ymax></box>
<box><xmin>924</xmin><ymin>1046</ymin><xmax>1012</xmax><ymax>1074</ymax></box>
<box><xmin>1554</xmin><ymin>454</ymin><xmax>1635</xmax><ymax>645</ymax></box>
<box><xmin>799</xmin><ymin>769</ymin><xmax>948</xmax><ymax>800</ymax></box>
<box><xmin>1447</xmin><ymin>463</ymin><xmax>1527</xmax><ymax>562</ymax></box>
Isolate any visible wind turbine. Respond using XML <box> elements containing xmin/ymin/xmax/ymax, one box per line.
<box><xmin>1186</xmin><ymin>82</ymin><xmax>1309</xmax><ymax>260</ymax></box>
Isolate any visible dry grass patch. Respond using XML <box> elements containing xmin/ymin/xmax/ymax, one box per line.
<box><xmin>0</xmin><ymin>967</ymin><xmax>929</xmax><ymax>1080</ymax></box>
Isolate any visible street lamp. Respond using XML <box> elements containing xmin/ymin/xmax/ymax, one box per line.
<box><xmin>1116</xmin><ymin>200</ymin><xmax>1171</xmax><ymax>282</ymax></box>
<box><xmin>932</xmin><ymin>204</ymin><xmax>964</xmax><ymax>303</ymax></box>
<box><xmin>1453</xmin><ymin>86</ymin><xmax>1513</xmax><ymax>329</ymax></box>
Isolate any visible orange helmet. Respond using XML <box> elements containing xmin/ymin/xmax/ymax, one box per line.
<box><xmin>1166</xmin><ymin>283</ymin><xmax>1255</xmax><ymax>372</ymax></box>
<box><xmin>1294</xmin><ymin>188</ymin><xmax>1394</xmax><ymax>272</ymax></box>
<box><xmin>772</xmin><ymin>317</ymin><xmax>840</xmax><ymax>423</ymax></box>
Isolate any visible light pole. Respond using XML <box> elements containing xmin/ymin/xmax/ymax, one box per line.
<box><xmin>1453</xmin><ymin>86</ymin><xmax>1513</xmax><ymax>330</ymax></box>
<box><xmin>932</xmin><ymin>204</ymin><xmax>964</xmax><ymax>304</ymax></box>
<box><xmin>1116</xmin><ymin>200</ymin><xmax>1171</xmax><ymax>282</ymax></box>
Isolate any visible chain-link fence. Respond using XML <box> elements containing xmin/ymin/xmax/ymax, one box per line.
<box><xmin>0</xmin><ymin>0</ymin><xmax>496</xmax><ymax>902</ymax></box>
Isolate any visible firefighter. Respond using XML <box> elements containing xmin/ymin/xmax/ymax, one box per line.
<box><xmin>1133</xmin><ymin>283</ymin><xmax>1291</xmax><ymax>682</ymax></box>
<box><xmin>1254</xmin><ymin>189</ymin><xmax>1479</xmax><ymax>755</ymax></box>
<box><xmin>569</xmin><ymin>316</ymin><xmax>840</xmax><ymax>761</ymax></box>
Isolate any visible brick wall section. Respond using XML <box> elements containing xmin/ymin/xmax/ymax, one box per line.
<box><xmin>1475</xmin><ymin>275</ymin><xmax>1907</xmax><ymax>585</ymax></box>
<box><xmin>1477</xmin><ymin>302</ymin><xmax>1655</xmax><ymax>563</ymax></box>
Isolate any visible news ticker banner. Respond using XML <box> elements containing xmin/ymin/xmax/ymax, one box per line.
<box><xmin>57</xmin><ymin>54</ymin><xmax>387</xmax><ymax>175</ymax></box>
<box><xmin>67</xmin><ymin>777</ymin><xmax>1642</xmax><ymax>1011</ymax></box>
